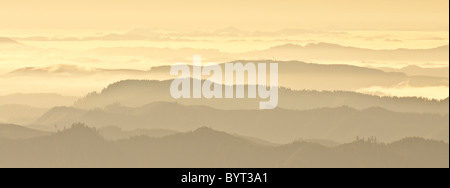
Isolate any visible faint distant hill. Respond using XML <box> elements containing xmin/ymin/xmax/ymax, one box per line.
<box><xmin>0</xmin><ymin>125</ymin><xmax>447</xmax><ymax>168</ymax></box>
<box><xmin>87</xmin><ymin>47</ymin><xmax>234</xmax><ymax>63</ymax></box>
<box><xmin>0</xmin><ymin>105</ymin><xmax>48</xmax><ymax>125</ymax></box>
<box><xmin>0</xmin><ymin>124</ymin><xmax>49</xmax><ymax>139</ymax></box>
<box><xmin>243</xmin><ymin>43</ymin><xmax>449</xmax><ymax>63</ymax></box>
<box><xmin>0</xmin><ymin>37</ymin><xmax>20</xmax><ymax>44</ymax></box>
<box><xmin>146</xmin><ymin>61</ymin><xmax>448</xmax><ymax>90</ymax></box>
<box><xmin>233</xmin><ymin>60</ymin><xmax>448</xmax><ymax>89</ymax></box>
<box><xmin>98</xmin><ymin>126</ymin><xmax>277</xmax><ymax>146</ymax></box>
<box><xmin>0</xmin><ymin>93</ymin><xmax>77</xmax><ymax>108</ymax></box>
<box><xmin>377</xmin><ymin>65</ymin><xmax>449</xmax><ymax>78</ymax></box>
<box><xmin>295</xmin><ymin>138</ymin><xmax>341</xmax><ymax>148</ymax></box>
<box><xmin>99</xmin><ymin>126</ymin><xmax>178</xmax><ymax>140</ymax></box>
<box><xmin>4</xmin><ymin>60</ymin><xmax>447</xmax><ymax>93</ymax></box>
<box><xmin>73</xmin><ymin>80</ymin><xmax>449</xmax><ymax>114</ymax></box>
<box><xmin>4</xmin><ymin>64</ymin><xmax>147</xmax><ymax>78</ymax></box>
<box><xmin>35</xmin><ymin>102</ymin><xmax>449</xmax><ymax>143</ymax></box>
<box><xmin>85</xmin><ymin>43</ymin><xmax>449</xmax><ymax>64</ymax></box>
<box><xmin>0</xmin><ymin>37</ymin><xmax>32</xmax><ymax>50</ymax></box>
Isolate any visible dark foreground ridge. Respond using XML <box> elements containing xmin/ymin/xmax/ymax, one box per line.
<box><xmin>0</xmin><ymin>124</ymin><xmax>448</xmax><ymax>168</ymax></box>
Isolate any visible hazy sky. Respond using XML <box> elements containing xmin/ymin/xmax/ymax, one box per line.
<box><xmin>1</xmin><ymin>0</ymin><xmax>448</xmax><ymax>31</ymax></box>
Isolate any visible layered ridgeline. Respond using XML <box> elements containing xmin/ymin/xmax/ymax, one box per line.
<box><xmin>34</xmin><ymin>102</ymin><xmax>449</xmax><ymax>143</ymax></box>
<box><xmin>0</xmin><ymin>94</ymin><xmax>78</xmax><ymax>125</ymax></box>
<box><xmin>0</xmin><ymin>93</ymin><xmax>77</xmax><ymax>108</ymax></box>
<box><xmin>0</xmin><ymin>37</ymin><xmax>20</xmax><ymax>45</ymax></box>
<box><xmin>73</xmin><ymin>80</ymin><xmax>448</xmax><ymax>114</ymax></box>
<box><xmin>377</xmin><ymin>65</ymin><xmax>449</xmax><ymax>78</ymax></box>
<box><xmin>0</xmin><ymin>123</ymin><xmax>176</xmax><ymax>140</ymax></box>
<box><xmin>0</xmin><ymin>124</ymin><xmax>448</xmax><ymax>168</ymax></box>
<box><xmin>242</xmin><ymin>43</ymin><xmax>449</xmax><ymax>64</ymax></box>
<box><xmin>87</xmin><ymin>43</ymin><xmax>450</xmax><ymax>66</ymax></box>
<box><xmin>147</xmin><ymin>61</ymin><xmax>449</xmax><ymax>91</ymax></box>
<box><xmin>57</xmin><ymin>79</ymin><xmax>447</xmax><ymax>144</ymax></box>
<box><xmin>0</xmin><ymin>124</ymin><xmax>50</xmax><ymax>139</ymax></box>
<box><xmin>2</xmin><ymin>60</ymin><xmax>448</xmax><ymax>96</ymax></box>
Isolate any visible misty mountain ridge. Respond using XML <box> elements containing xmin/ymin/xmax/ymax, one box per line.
<box><xmin>0</xmin><ymin>37</ymin><xmax>33</xmax><ymax>50</ymax></box>
<box><xmin>84</xmin><ymin>42</ymin><xmax>449</xmax><ymax>64</ymax></box>
<box><xmin>34</xmin><ymin>102</ymin><xmax>449</xmax><ymax>143</ymax></box>
<box><xmin>0</xmin><ymin>37</ymin><xmax>20</xmax><ymax>44</ymax></box>
<box><xmin>0</xmin><ymin>123</ymin><xmax>178</xmax><ymax>141</ymax></box>
<box><xmin>0</xmin><ymin>93</ymin><xmax>77</xmax><ymax>108</ymax></box>
<box><xmin>270</xmin><ymin>42</ymin><xmax>448</xmax><ymax>51</ymax></box>
<box><xmin>5</xmin><ymin>59</ymin><xmax>447</xmax><ymax>80</ymax></box>
<box><xmin>376</xmin><ymin>65</ymin><xmax>449</xmax><ymax>78</ymax></box>
<box><xmin>3</xmin><ymin>60</ymin><xmax>447</xmax><ymax>98</ymax></box>
<box><xmin>0</xmin><ymin>104</ymin><xmax>48</xmax><ymax>125</ymax></box>
<box><xmin>10</xmin><ymin>27</ymin><xmax>327</xmax><ymax>41</ymax></box>
<box><xmin>0</xmin><ymin>124</ymin><xmax>447</xmax><ymax>168</ymax></box>
<box><xmin>248</xmin><ymin>43</ymin><xmax>449</xmax><ymax>62</ymax></box>
<box><xmin>73</xmin><ymin>79</ymin><xmax>448</xmax><ymax>114</ymax></box>
<box><xmin>0</xmin><ymin>123</ymin><xmax>50</xmax><ymax>139</ymax></box>
<box><xmin>99</xmin><ymin>126</ymin><xmax>178</xmax><ymax>140</ymax></box>
<box><xmin>4</xmin><ymin>64</ymin><xmax>147</xmax><ymax>77</ymax></box>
